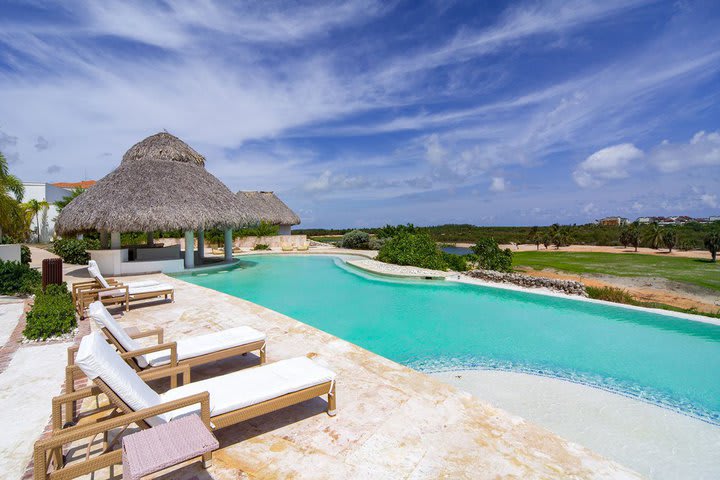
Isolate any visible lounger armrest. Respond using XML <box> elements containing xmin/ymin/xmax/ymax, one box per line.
<box><xmin>39</xmin><ymin>391</ymin><xmax>211</xmax><ymax>453</ymax></box>
<box><xmin>120</xmin><ymin>341</ymin><xmax>178</xmax><ymax>366</ymax></box>
<box><xmin>128</xmin><ymin>327</ymin><xmax>164</xmax><ymax>343</ymax></box>
<box><xmin>82</xmin><ymin>285</ymin><xmax>129</xmax><ymax>295</ymax></box>
<box><xmin>138</xmin><ymin>363</ymin><xmax>191</xmax><ymax>383</ymax></box>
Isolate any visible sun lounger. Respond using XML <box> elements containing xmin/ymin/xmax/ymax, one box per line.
<box><xmin>37</xmin><ymin>332</ymin><xmax>336</xmax><ymax>478</ymax></box>
<box><xmin>297</xmin><ymin>243</ymin><xmax>309</xmax><ymax>251</ymax></box>
<box><xmin>281</xmin><ymin>243</ymin><xmax>294</xmax><ymax>252</ymax></box>
<box><xmin>86</xmin><ymin>301</ymin><xmax>267</xmax><ymax>370</ymax></box>
<box><xmin>74</xmin><ymin>261</ymin><xmax>174</xmax><ymax>314</ymax></box>
<box><xmin>64</xmin><ymin>301</ymin><xmax>267</xmax><ymax>418</ymax></box>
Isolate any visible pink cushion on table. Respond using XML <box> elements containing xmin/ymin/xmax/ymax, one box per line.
<box><xmin>122</xmin><ymin>414</ymin><xmax>218</xmax><ymax>480</ymax></box>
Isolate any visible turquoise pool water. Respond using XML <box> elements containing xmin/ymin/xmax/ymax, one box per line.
<box><xmin>177</xmin><ymin>255</ymin><xmax>720</xmax><ymax>424</ymax></box>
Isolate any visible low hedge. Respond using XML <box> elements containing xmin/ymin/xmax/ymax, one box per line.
<box><xmin>21</xmin><ymin>245</ymin><xmax>31</xmax><ymax>264</ymax></box>
<box><xmin>0</xmin><ymin>260</ymin><xmax>41</xmax><ymax>296</ymax></box>
<box><xmin>23</xmin><ymin>283</ymin><xmax>77</xmax><ymax>340</ymax></box>
<box><xmin>340</xmin><ymin>230</ymin><xmax>370</xmax><ymax>249</ymax></box>
<box><xmin>52</xmin><ymin>237</ymin><xmax>101</xmax><ymax>265</ymax></box>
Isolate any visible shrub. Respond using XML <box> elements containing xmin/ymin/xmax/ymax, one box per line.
<box><xmin>236</xmin><ymin>221</ymin><xmax>280</xmax><ymax>237</ymax></box>
<box><xmin>253</xmin><ymin>244</ymin><xmax>270</xmax><ymax>250</ymax></box>
<box><xmin>341</xmin><ymin>230</ymin><xmax>370</xmax><ymax>249</ymax></box>
<box><xmin>586</xmin><ymin>286</ymin><xmax>635</xmax><ymax>304</ymax></box>
<box><xmin>376</xmin><ymin>223</ymin><xmax>417</xmax><ymax>239</ymax></box>
<box><xmin>20</xmin><ymin>244</ymin><xmax>31</xmax><ymax>264</ymax></box>
<box><xmin>23</xmin><ymin>283</ymin><xmax>77</xmax><ymax>340</ymax></box>
<box><xmin>0</xmin><ymin>260</ymin><xmax>41</xmax><ymax>295</ymax></box>
<box><xmin>52</xmin><ymin>237</ymin><xmax>100</xmax><ymax>265</ymax></box>
<box><xmin>368</xmin><ymin>237</ymin><xmax>386</xmax><ymax>250</ymax></box>
<box><xmin>441</xmin><ymin>252</ymin><xmax>469</xmax><ymax>271</ymax></box>
<box><xmin>470</xmin><ymin>238</ymin><xmax>513</xmax><ymax>272</ymax></box>
<box><xmin>377</xmin><ymin>232</ymin><xmax>448</xmax><ymax>270</ymax></box>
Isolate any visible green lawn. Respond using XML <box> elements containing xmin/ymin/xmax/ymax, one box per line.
<box><xmin>512</xmin><ymin>251</ymin><xmax>720</xmax><ymax>292</ymax></box>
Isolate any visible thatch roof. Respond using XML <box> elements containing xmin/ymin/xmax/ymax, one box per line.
<box><xmin>236</xmin><ymin>191</ymin><xmax>301</xmax><ymax>226</ymax></box>
<box><xmin>56</xmin><ymin>132</ymin><xmax>258</xmax><ymax>234</ymax></box>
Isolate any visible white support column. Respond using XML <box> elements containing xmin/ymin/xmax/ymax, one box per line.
<box><xmin>184</xmin><ymin>230</ymin><xmax>195</xmax><ymax>269</ymax></box>
<box><xmin>110</xmin><ymin>232</ymin><xmax>121</xmax><ymax>249</ymax></box>
<box><xmin>224</xmin><ymin>229</ymin><xmax>233</xmax><ymax>262</ymax></box>
<box><xmin>197</xmin><ymin>229</ymin><xmax>205</xmax><ymax>264</ymax></box>
<box><xmin>146</xmin><ymin>231</ymin><xmax>154</xmax><ymax>246</ymax></box>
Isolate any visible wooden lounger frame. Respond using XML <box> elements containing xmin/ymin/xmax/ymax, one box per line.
<box><xmin>72</xmin><ymin>278</ymin><xmax>174</xmax><ymax>316</ymax></box>
<box><xmin>36</xmin><ymin>363</ymin><xmax>335</xmax><ymax>480</ymax></box>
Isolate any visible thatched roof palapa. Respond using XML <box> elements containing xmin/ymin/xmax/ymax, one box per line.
<box><xmin>56</xmin><ymin>132</ymin><xmax>258</xmax><ymax>234</ymax></box>
<box><xmin>236</xmin><ymin>191</ymin><xmax>301</xmax><ymax>226</ymax></box>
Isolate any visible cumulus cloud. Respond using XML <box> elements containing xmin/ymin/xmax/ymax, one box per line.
<box><xmin>35</xmin><ymin>136</ymin><xmax>50</xmax><ymax>151</ymax></box>
<box><xmin>701</xmin><ymin>193</ymin><xmax>718</xmax><ymax>208</ymax></box>
<box><xmin>648</xmin><ymin>130</ymin><xmax>720</xmax><ymax>172</ymax></box>
<box><xmin>573</xmin><ymin>143</ymin><xmax>644</xmax><ymax>187</ymax></box>
<box><xmin>303</xmin><ymin>170</ymin><xmax>371</xmax><ymax>193</ymax></box>
<box><xmin>489</xmin><ymin>176</ymin><xmax>506</xmax><ymax>192</ymax></box>
<box><xmin>46</xmin><ymin>165</ymin><xmax>61</xmax><ymax>174</ymax></box>
<box><xmin>0</xmin><ymin>130</ymin><xmax>18</xmax><ymax>149</ymax></box>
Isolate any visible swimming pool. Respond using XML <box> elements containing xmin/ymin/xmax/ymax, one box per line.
<box><xmin>176</xmin><ymin>254</ymin><xmax>720</xmax><ymax>424</ymax></box>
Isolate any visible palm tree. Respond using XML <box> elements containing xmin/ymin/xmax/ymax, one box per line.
<box><xmin>24</xmin><ymin>198</ymin><xmax>49</xmax><ymax>243</ymax></box>
<box><xmin>663</xmin><ymin>229</ymin><xmax>678</xmax><ymax>253</ymax></box>
<box><xmin>705</xmin><ymin>231</ymin><xmax>720</xmax><ymax>262</ymax></box>
<box><xmin>55</xmin><ymin>187</ymin><xmax>85</xmax><ymax>212</ymax></box>
<box><xmin>627</xmin><ymin>222</ymin><xmax>641</xmax><ymax>252</ymax></box>
<box><xmin>0</xmin><ymin>151</ymin><xmax>24</xmax><ymax>242</ymax></box>
<box><xmin>528</xmin><ymin>226</ymin><xmax>541</xmax><ymax>250</ymax></box>
<box><xmin>645</xmin><ymin>221</ymin><xmax>664</xmax><ymax>249</ymax></box>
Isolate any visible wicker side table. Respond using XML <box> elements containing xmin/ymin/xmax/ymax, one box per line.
<box><xmin>122</xmin><ymin>414</ymin><xmax>218</xmax><ymax>480</ymax></box>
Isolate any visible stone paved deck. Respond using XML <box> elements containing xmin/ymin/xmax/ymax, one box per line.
<box><xmin>57</xmin><ymin>268</ymin><xmax>640</xmax><ymax>479</ymax></box>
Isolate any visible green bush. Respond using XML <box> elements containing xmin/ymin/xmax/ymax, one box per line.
<box><xmin>341</xmin><ymin>230</ymin><xmax>370</xmax><ymax>249</ymax></box>
<box><xmin>253</xmin><ymin>244</ymin><xmax>270</xmax><ymax>250</ymax></box>
<box><xmin>236</xmin><ymin>221</ymin><xmax>280</xmax><ymax>237</ymax></box>
<box><xmin>0</xmin><ymin>260</ymin><xmax>41</xmax><ymax>295</ymax></box>
<box><xmin>368</xmin><ymin>236</ymin><xmax>385</xmax><ymax>250</ymax></box>
<box><xmin>23</xmin><ymin>283</ymin><xmax>77</xmax><ymax>340</ymax></box>
<box><xmin>52</xmin><ymin>238</ymin><xmax>101</xmax><ymax>265</ymax></box>
<box><xmin>377</xmin><ymin>232</ymin><xmax>448</xmax><ymax>270</ymax></box>
<box><xmin>441</xmin><ymin>252</ymin><xmax>469</xmax><ymax>271</ymax></box>
<box><xmin>376</xmin><ymin>223</ymin><xmax>417</xmax><ymax>239</ymax></box>
<box><xmin>20</xmin><ymin>245</ymin><xmax>31</xmax><ymax>264</ymax></box>
<box><xmin>470</xmin><ymin>238</ymin><xmax>513</xmax><ymax>272</ymax></box>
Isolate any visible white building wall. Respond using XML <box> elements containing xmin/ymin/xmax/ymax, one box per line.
<box><xmin>21</xmin><ymin>183</ymin><xmax>71</xmax><ymax>243</ymax></box>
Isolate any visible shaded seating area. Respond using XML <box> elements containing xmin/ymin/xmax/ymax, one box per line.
<box><xmin>55</xmin><ymin>132</ymin><xmax>262</xmax><ymax>275</ymax></box>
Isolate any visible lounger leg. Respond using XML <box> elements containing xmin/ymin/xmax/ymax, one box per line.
<box><xmin>327</xmin><ymin>384</ymin><xmax>337</xmax><ymax>416</ymax></box>
<box><xmin>65</xmin><ymin>370</ymin><xmax>76</xmax><ymax>422</ymax></box>
<box><xmin>260</xmin><ymin>343</ymin><xmax>266</xmax><ymax>364</ymax></box>
<box><xmin>202</xmin><ymin>451</ymin><xmax>213</xmax><ymax>468</ymax></box>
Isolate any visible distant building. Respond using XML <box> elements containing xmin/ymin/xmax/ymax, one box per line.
<box><xmin>597</xmin><ymin>216</ymin><xmax>628</xmax><ymax>226</ymax></box>
<box><xmin>20</xmin><ymin>181</ymin><xmax>94</xmax><ymax>242</ymax></box>
<box><xmin>52</xmin><ymin>180</ymin><xmax>97</xmax><ymax>189</ymax></box>
<box><xmin>21</xmin><ymin>183</ymin><xmax>72</xmax><ymax>242</ymax></box>
<box><xmin>637</xmin><ymin>217</ymin><xmax>653</xmax><ymax>224</ymax></box>
<box><xmin>709</xmin><ymin>216</ymin><xmax>720</xmax><ymax>222</ymax></box>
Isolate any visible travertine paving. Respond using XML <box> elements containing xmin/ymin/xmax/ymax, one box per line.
<box><xmin>58</xmin><ymin>267</ymin><xmax>640</xmax><ymax>479</ymax></box>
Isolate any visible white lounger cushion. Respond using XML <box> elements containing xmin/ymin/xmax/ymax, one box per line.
<box><xmin>143</xmin><ymin>326</ymin><xmax>266</xmax><ymax>367</ymax></box>
<box><xmin>75</xmin><ymin>332</ymin><xmax>165</xmax><ymax>426</ymax></box>
<box><xmin>88</xmin><ymin>301</ymin><xmax>266</xmax><ymax>369</ymax></box>
<box><xmin>97</xmin><ymin>283</ymin><xmax>174</xmax><ymax>299</ymax></box>
<box><xmin>159</xmin><ymin>356</ymin><xmax>336</xmax><ymax>421</ymax></box>
<box><xmin>87</xmin><ymin>260</ymin><xmax>160</xmax><ymax>289</ymax></box>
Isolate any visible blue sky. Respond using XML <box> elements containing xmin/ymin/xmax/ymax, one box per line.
<box><xmin>1</xmin><ymin>0</ymin><xmax>719</xmax><ymax>228</ymax></box>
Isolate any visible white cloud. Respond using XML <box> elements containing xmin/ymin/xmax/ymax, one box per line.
<box><xmin>701</xmin><ymin>193</ymin><xmax>718</xmax><ymax>208</ymax></box>
<box><xmin>648</xmin><ymin>130</ymin><xmax>720</xmax><ymax>172</ymax></box>
<box><xmin>489</xmin><ymin>176</ymin><xmax>506</xmax><ymax>192</ymax></box>
<box><xmin>582</xmin><ymin>202</ymin><xmax>596</xmax><ymax>215</ymax></box>
<box><xmin>573</xmin><ymin>143</ymin><xmax>644</xmax><ymax>187</ymax></box>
